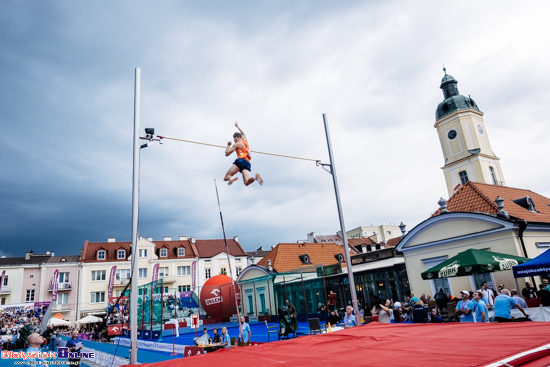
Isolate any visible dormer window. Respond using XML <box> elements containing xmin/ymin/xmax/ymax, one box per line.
<box><xmin>117</xmin><ymin>249</ymin><xmax>126</xmax><ymax>260</ymax></box>
<box><xmin>513</xmin><ymin>196</ymin><xmax>537</xmax><ymax>213</ymax></box>
<box><xmin>97</xmin><ymin>250</ymin><xmax>106</xmax><ymax>260</ymax></box>
<box><xmin>178</xmin><ymin>248</ymin><xmax>185</xmax><ymax>257</ymax></box>
<box><xmin>160</xmin><ymin>248</ymin><xmax>168</xmax><ymax>257</ymax></box>
<box><xmin>139</xmin><ymin>249</ymin><xmax>148</xmax><ymax>258</ymax></box>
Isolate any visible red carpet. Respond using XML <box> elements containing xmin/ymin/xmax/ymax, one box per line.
<box><xmin>138</xmin><ymin>322</ymin><xmax>550</xmax><ymax>367</ymax></box>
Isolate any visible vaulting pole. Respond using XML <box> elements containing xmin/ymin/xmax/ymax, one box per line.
<box><xmin>322</xmin><ymin>113</ymin><xmax>359</xmax><ymax>325</ymax></box>
<box><xmin>130</xmin><ymin>67</ymin><xmax>141</xmax><ymax>365</ymax></box>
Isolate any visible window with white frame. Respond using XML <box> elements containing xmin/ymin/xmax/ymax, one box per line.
<box><xmin>116</xmin><ymin>269</ymin><xmax>130</xmax><ymax>281</ymax></box>
<box><xmin>178</xmin><ymin>248</ymin><xmax>185</xmax><ymax>257</ymax></box>
<box><xmin>160</xmin><ymin>248</ymin><xmax>168</xmax><ymax>257</ymax></box>
<box><xmin>164</xmin><ymin>287</ymin><xmax>169</xmax><ymax>293</ymax></box>
<box><xmin>97</xmin><ymin>250</ymin><xmax>106</xmax><ymax>260</ymax></box>
<box><xmin>117</xmin><ymin>249</ymin><xmax>126</xmax><ymax>259</ymax></box>
<box><xmin>58</xmin><ymin>272</ymin><xmax>69</xmax><ymax>283</ymax></box>
<box><xmin>422</xmin><ymin>256</ymin><xmax>451</xmax><ymax>296</ymax></box>
<box><xmin>139</xmin><ymin>249</ymin><xmax>148</xmax><ymax>258</ymax></box>
<box><xmin>178</xmin><ymin>285</ymin><xmax>190</xmax><ymax>292</ymax></box>
<box><xmin>91</xmin><ymin>270</ymin><xmax>106</xmax><ymax>281</ymax></box>
<box><xmin>205</xmin><ymin>268</ymin><xmax>211</xmax><ymax>279</ymax></box>
<box><xmin>139</xmin><ymin>268</ymin><xmax>147</xmax><ymax>279</ymax></box>
<box><xmin>219</xmin><ymin>267</ymin><xmax>227</xmax><ymax>275</ymax></box>
<box><xmin>159</xmin><ymin>267</ymin><xmax>169</xmax><ymax>277</ymax></box>
<box><xmin>91</xmin><ymin>291</ymin><xmax>105</xmax><ymax>303</ymax></box>
<box><xmin>177</xmin><ymin>266</ymin><xmax>190</xmax><ymax>276</ymax></box>
<box><xmin>26</xmin><ymin>289</ymin><xmax>35</xmax><ymax>303</ymax></box>
<box><xmin>236</xmin><ymin>267</ymin><xmax>242</xmax><ymax>276</ymax></box>
<box><xmin>56</xmin><ymin>293</ymin><xmax>69</xmax><ymax>305</ymax></box>
<box><xmin>3</xmin><ymin>276</ymin><xmax>8</xmax><ymax>286</ymax></box>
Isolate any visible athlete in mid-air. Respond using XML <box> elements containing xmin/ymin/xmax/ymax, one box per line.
<box><xmin>224</xmin><ymin>122</ymin><xmax>263</xmax><ymax>186</ymax></box>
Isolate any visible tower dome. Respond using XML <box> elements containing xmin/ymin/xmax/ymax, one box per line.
<box><xmin>436</xmin><ymin>68</ymin><xmax>481</xmax><ymax>120</ymax></box>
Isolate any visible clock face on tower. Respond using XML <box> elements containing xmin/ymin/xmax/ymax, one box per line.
<box><xmin>477</xmin><ymin>125</ymin><xmax>484</xmax><ymax>134</ymax></box>
<box><xmin>447</xmin><ymin>129</ymin><xmax>457</xmax><ymax>140</ymax></box>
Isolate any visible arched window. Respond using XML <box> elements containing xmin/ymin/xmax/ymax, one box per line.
<box><xmin>458</xmin><ymin>170</ymin><xmax>469</xmax><ymax>185</ymax></box>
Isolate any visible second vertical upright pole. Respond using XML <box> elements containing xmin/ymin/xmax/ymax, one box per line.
<box><xmin>322</xmin><ymin>113</ymin><xmax>359</xmax><ymax>325</ymax></box>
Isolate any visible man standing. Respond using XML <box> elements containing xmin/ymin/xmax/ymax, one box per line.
<box><xmin>238</xmin><ymin>316</ymin><xmax>251</xmax><ymax>346</ymax></box>
<box><xmin>455</xmin><ymin>290</ymin><xmax>475</xmax><ymax>323</ymax></box>
<box><xmin>284</xmin><ymin>299</ymin><xmax>298</xmax><ymax>333</ymax></box>
<box><xmin>343</xmin><ymin>306</ymin><xmax>356</xmax><ymax>328</ymax></box>
<box><xmin>522</xmin><ymin>282</ymin><xmax>537</xmax><ymax>299</ymax></box>
<box><xmin>224</xmin><ymin>122</ymin><xmax>263</xmax><ymax>186</ymax></box>
<box><xmin>543</xmin><ymin>279</ymin><xmax>549</xmax><ymax>291</ymax></box>
<box><xmin>25</xmin><ymin>333</ymin><xmax>46</xmax><ymax>367</ymax></box>
<box><xmin>536</xmin><ymin>284</ymin><xmax>550</xmax><ymax>306</ymax></box>
<box><xmin>472</xmin><ymin>291</ymin><xmax>489</xmax><ymax>323</ymax></box>
<box><xmin>494</xmin><ymin>289</ymin><xmax>529</xmax><ymax>322</ymax></box>
<box><xmin>66</xmin><ymin>330</ymin><xmax>83</xmax><ymax>366</ymax></box>
<box><xmin>327</xmin><ymin>291</ymin><xmax>337</xmax><ymax>312</ymax></box>
<box><xmin>480</xmin><ymin>282</ymin><xmax>494</xmax><ymax>310</ymax></box>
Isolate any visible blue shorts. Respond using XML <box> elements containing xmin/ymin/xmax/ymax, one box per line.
<box><xmin>233</xmin><ymin>158</ymin><xmax>251</xmax><ymax>172</ymax></box>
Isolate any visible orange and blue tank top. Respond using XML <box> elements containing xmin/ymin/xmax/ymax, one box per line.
<box><xmin>236</xmin><ymin>139</ymin><xmax>251</xmax><ymax>161</ymax></box>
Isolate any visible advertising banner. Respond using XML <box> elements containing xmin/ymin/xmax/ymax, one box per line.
<box><xmin>0</xmin><ymin>270</ymin><xmax>5</xmax><ymax>294</ymax></box>
<box><xmin>108</xmin><ymin>266</ymin><xmax>117</xmax><ymax>298</ymax></box>
<box><xmin>51</xmin><ymin>270</ymin><xmax>59</xmax><ymax>302</ymax></box>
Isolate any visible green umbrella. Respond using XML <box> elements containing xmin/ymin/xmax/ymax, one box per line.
<box><xmin>421</xmin><ymin>248</ymin><xmax>531</xmax><ymax>280</ymax></box>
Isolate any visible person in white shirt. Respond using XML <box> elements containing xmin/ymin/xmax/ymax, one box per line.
<box><xmin>481</xmin><ymin>282</ymin><xmax>494</xmax><ymax>310</ymax></box>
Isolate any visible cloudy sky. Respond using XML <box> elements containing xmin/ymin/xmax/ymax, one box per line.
<box><xmin>1</xmin><ymin>1</ymin><xmax>549</xmax><ymax>257</ymax></box>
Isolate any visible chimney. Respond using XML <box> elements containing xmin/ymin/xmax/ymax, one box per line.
<box><xmin>267</xmin><ymin>259</ymin><xmax>273</xmax><ymax>271</ymax></box>
<box><xmin>191</xmin><ymin>237</ymin><xmax>196</xmax><ymax>244</ymax></box>
<box><xmin>147</xmin><ymin>237</ymin><xmax>153</xmax><ymax>241</ymax></box>
<box><xmin>107</xmin><ymin>237</ymin><xmax>116</xmax><ymax>242</ymax></box>
<box><xmin>163</xmin><ymin>236</ymin><xmax>172</xmax><ymax>241</ymax></box>
<box><xmin>233</xmin><ymin>236</ymin><xmax>239</xmax><ymax>242</ymax></box>
<box><xmin>25</xmin><ymin>249</ymin><xmax>34</xmax><ymax>260</ymax></box>
<box><xmin>50</xmin><ymin>251</ymin><xmax>55</xmax><ymax>256</ymax></box>
<box><xmin>438</xmin><ymin>198</ymin><xmax>448</xmax><ymax>214</ymax></box>
<box><xmin>179</xmin><ymin>236</ymin><xmax>188</xmax><ymax>241</ymax></box>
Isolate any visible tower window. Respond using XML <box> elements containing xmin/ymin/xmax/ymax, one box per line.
<box><xmin>459</xmin><ymin>170</ymin><xmax>469</xmax><ymax>185</ymax></box>
<box><xmin>489</xmin><ymin>167</ymin><xmax>497</xmax><ymax>185</ymax></box>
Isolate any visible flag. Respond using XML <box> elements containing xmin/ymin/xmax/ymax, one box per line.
<box><xmin>52</xmin><ymin>270</ymin><xmax>59</xmax><ymax>302</ymax></box>
<box><xmin>108</xmin><ymin>266</ymin><xmax>117</xmax><ymax>298</ymax></box>
<box><xmin>0</xmin><ymin>270</ymin><xmax>5</xmax><ymax>294</ymax></box>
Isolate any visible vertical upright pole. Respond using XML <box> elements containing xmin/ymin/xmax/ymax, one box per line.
<box><xmin>322</xmin><ymin>113</ymin><xmax>359</xmax><ymax>324</ymax></box>
<box><xmin>130</xmin><ymin>67</ymin><xmax>140</xmax><ymax>365</ymax></box>
<box><xmin>300</xmin><ymin>269</ymin><xmax>308</xmax><ymax>315</ymax></box>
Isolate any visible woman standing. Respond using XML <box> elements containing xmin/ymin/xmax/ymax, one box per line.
<box><xmin>371</xmin><ymin>299</ymin><xmax>392</xmax><ymax>324</ymax></box>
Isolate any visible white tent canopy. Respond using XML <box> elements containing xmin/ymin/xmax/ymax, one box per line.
<box><xmin>76</xmin><ymin>315</ymin><xmax>103</xmax><ymax>324</ymax></box>
<box><xmin>48</xmin><ymin>318</ymin><xmax>71</xmax><ymax>326</ymax></box>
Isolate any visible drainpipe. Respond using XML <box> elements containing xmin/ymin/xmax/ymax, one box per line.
<box><xmin>517</xmin><ymin>220</ymin><xmax>536</xmax><ymax>287</ymax></box>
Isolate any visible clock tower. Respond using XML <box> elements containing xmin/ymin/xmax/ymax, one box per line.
<box><xmin>434</xmin><ymin>68</ymin><xmax>505</xmax><ymax>196</ymax></box>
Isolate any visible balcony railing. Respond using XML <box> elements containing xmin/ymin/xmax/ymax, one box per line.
<box><xmin>0</xmin><ymin>285</ymin><xmax>11</xmax><ymax>294</ymax></box>
<box><xmin>113</xmin><ymin>278</ymin><xmax>131</xmax><ymax>287</ymax></box>
<box><xmin>48</xmin><ymin>282</ymin><xmax>72</xmax><ymax>291</ymax></box>
<box><xmin>159</xmin><ymin>275</ymin><xmax>176</xmax><ymax>284</ymax></box>
<box><xmin>53</xmin><ymin>303</ymin><xmax>73</xmax><ymax>311</ymax></box>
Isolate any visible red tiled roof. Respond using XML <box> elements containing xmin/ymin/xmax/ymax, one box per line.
<box><xmin>385</xmin><ymin>237</ymin><xmax>401</xmax><ymax>248</ymax></box>
<box><xmin>347</xmin><ymin>238</ymin><xmax>376</xmax><ymax>247</ymax></box>
<box><xmin>193</xmin><ymin>239</ymin><xmax>247</xmax><ymax>258</ymax></box>
<box><xmin>80</xmin><ymin>239</ymin><xmax>200</xmax><ymax>262</ymax></box>
<box><xmin>256</xmin><ymin>243</ymin><xmax>354</xmax><ymax>273</ymax></box>
<box><xmin>432</xmin><ymin>181</ymin><xmax>550</xmax><ymax>223</ymax></box>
